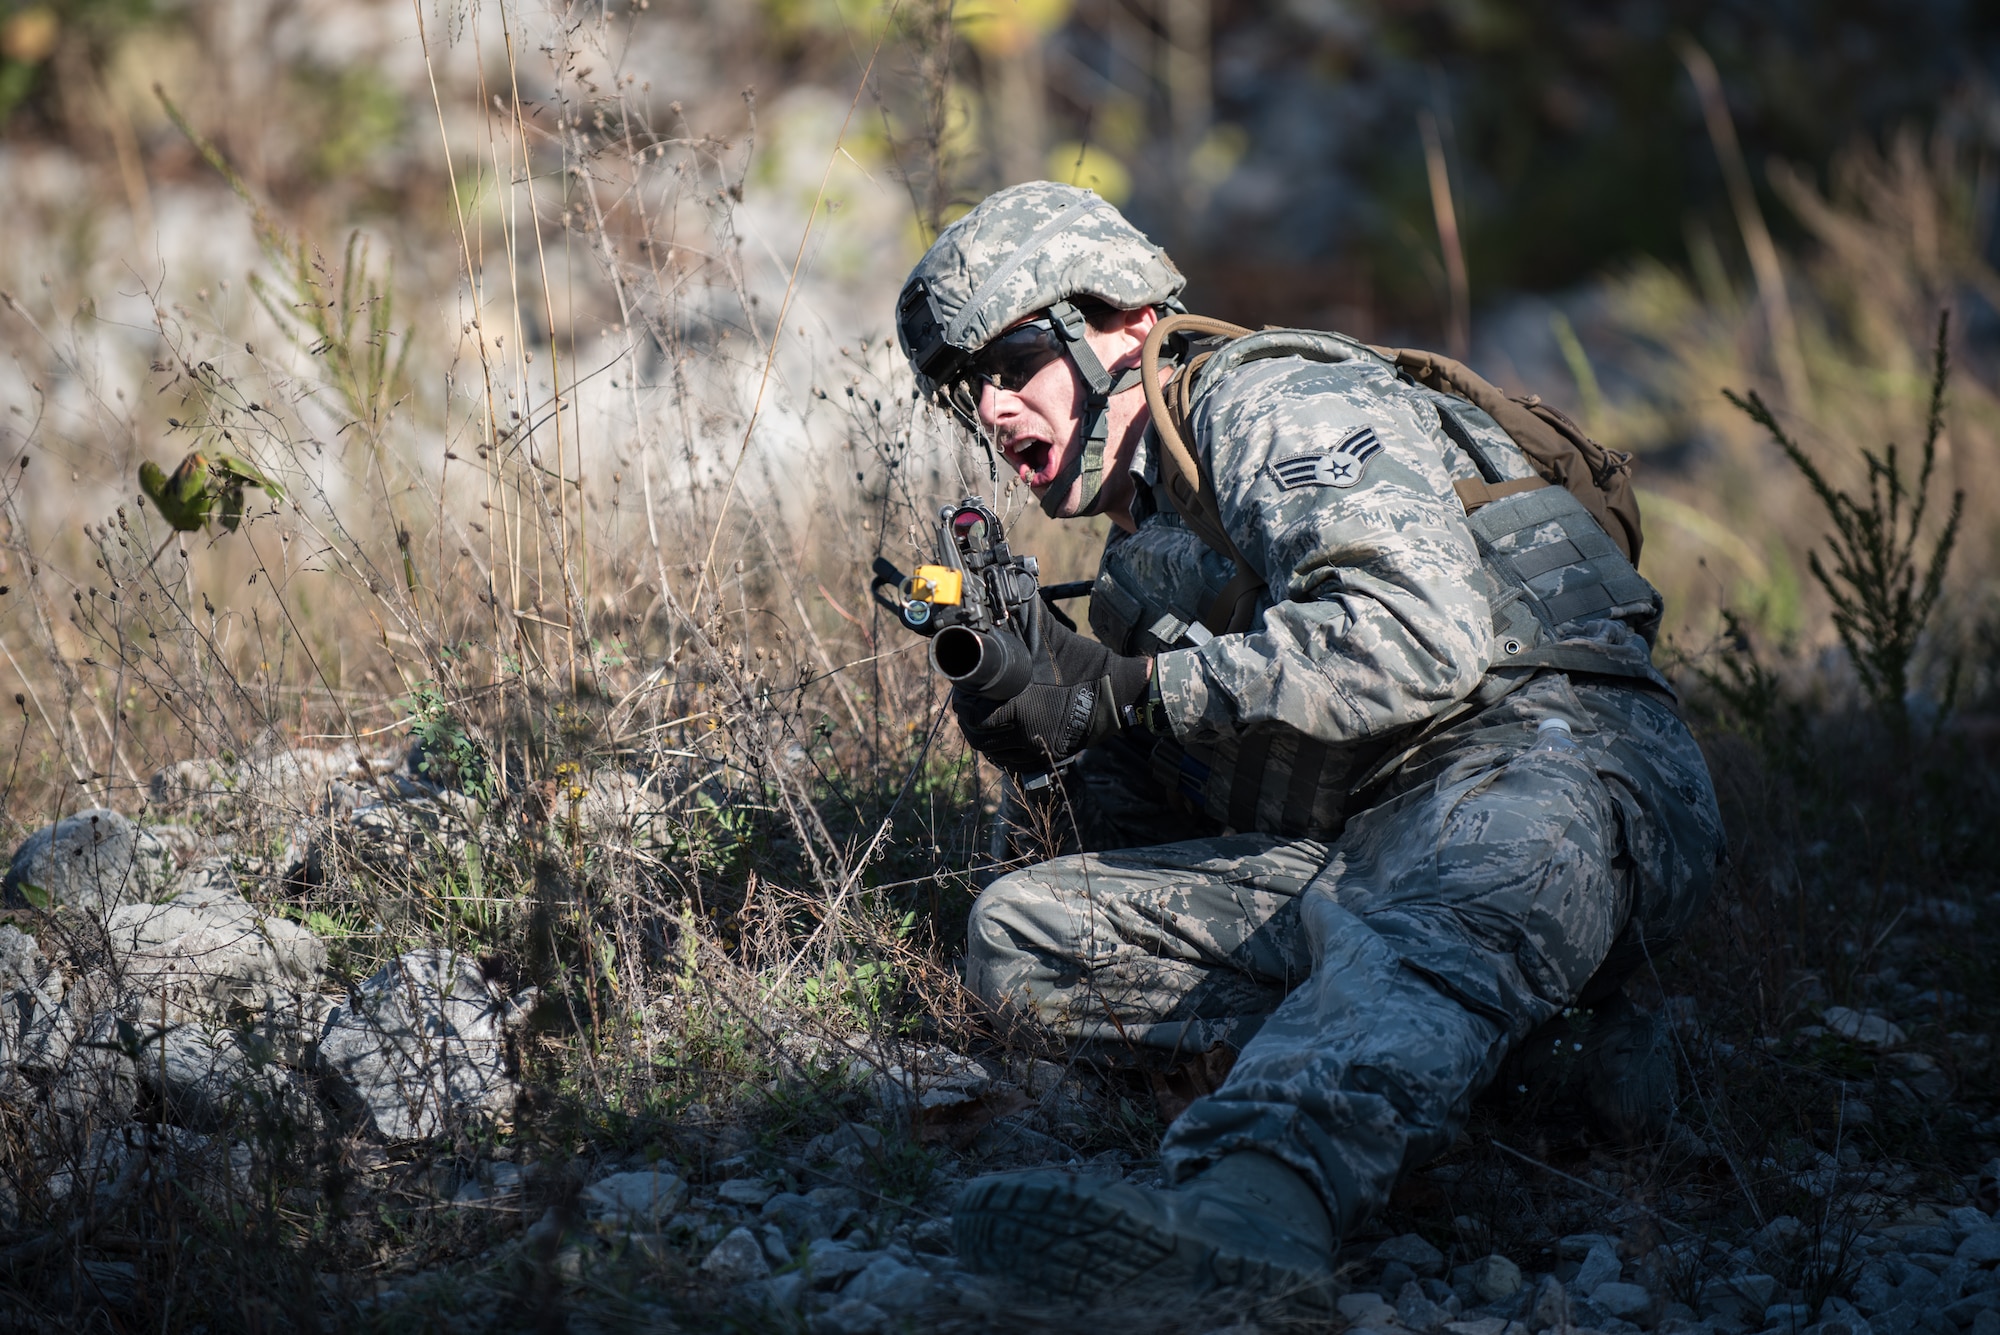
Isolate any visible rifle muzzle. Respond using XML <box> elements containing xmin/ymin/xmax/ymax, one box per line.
<box><xmin>930</xmin><ymin>624</ymin><xmax>1033</xmax><ymax>701</ymax></box>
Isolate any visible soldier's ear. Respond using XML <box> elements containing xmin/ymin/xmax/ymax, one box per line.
<box><xmin>1119</xmin><ymin>305</ymin><xmax>1159</xmax><ymax>339</ymax></box>
<box><xmin>1097</xmin><ymin>304</ymin><xmax>1159</xmax><ymax>372</ymax></box>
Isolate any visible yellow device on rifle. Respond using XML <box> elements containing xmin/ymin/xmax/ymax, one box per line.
<box><xmin>900</xmin><ymin>565</ymin><xmax>963</xmax><ymax>622</ymax></box>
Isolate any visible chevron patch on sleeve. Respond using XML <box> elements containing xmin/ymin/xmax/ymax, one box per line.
<box><xmin>1267</xmin><ymin>426</ymin><xmax>1383</xmax><ymax>490</ymax></box>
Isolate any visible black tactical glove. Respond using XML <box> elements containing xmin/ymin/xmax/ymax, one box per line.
<box><xmin>953</xmin><ymin>601</ymin><xmax>1154</xmax><ymax>773</ymax></box>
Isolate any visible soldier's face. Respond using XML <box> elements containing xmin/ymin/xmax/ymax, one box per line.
<box><xmin>978</xmin><ymin>307</ymin><xmax>1155</xmax><ymax>518</ymax></box>
<box><xmin>978</xmin><ymin>329</ymin><xmax>1086</xmax><ymax>505</ymax></box>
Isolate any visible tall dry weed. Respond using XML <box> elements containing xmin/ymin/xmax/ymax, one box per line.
<box><xmin>1589</xmin><ymin>123</ymin><xmax>1999</xmax><ymax>664</ymax></box>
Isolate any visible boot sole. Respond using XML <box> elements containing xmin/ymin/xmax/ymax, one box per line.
<box><xmin>953</xmin><ymin>1172</ymin><xmax>1338</xmax><ymax>1311</ymax></box>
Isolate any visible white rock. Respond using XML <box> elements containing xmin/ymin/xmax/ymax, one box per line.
<box><xmin>1822</xmin><ymin>1006</ymin><xmax>1906</xmax><ymax>1049</ymax></box>
<box><xmin>582</xmin><ymin>1170</ymin><xmax>688</xmax><ymax>1227</ymax></box>
<box><xmin>1592</xmin><ymin>1282</ymin><xmax>1655</xmax><ymax>1320</ymax></box>
<box><xmin>841</xmin><ymin>1255</ymin><xmax>931</xmax><ymax>1310</ymax></box>
<box><xmin>315</xmin><ymin>948</ymin><xmax>532</xmax><ymax>1140</ymax></box>
<box><xmin>1472</xmin><ymin>1254</ymin><xmax>1524</xmax><ymax>1302</ymax></box>
<box><xmin>717</xmin><ymin>1177</ymin><xmax>776</xmax><ymax>1207</ymax></box>
<box><xmin>813</xmin><ymin>1299</ymin><xmax>888</xmax><ymax>1335</ymax></box>
<box><xmin>1959</xmin><ymin>1229</ymin><xmax>2000</xmax><ymax>1267</ymax></box>
<box><xmin>6</xmin><ymin>809</ymin><xmax>170</xmax><ymax>914</ymax></box>
<box><xmin>701</xmin><ymin>1226</ymin><xmax>771</xmax><ymax>1283</ymax></box>
<box><xmin>103</xmin><ymin>888</ymin><xmax>325</xmax><ymax>1027</ymax></box>
<box><xmin>1377</xmin><ymin>1232</ymin><xmax>1447</xmax><ymax>1276</ymax></box>
<box><xmin>1575</xmin><ymin>1242</ymin><xmax>1622</xmax><ymax>1295</ymax></box>
<box><xmin>1340</xmin><ymin>1294</ymin><xmax>1398</xmax><ymax>1324</ymax></box>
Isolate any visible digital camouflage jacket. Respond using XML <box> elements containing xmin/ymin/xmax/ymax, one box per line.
<box><xmin>1089</xmin><ymin>333</ymin><xmax>1667</xmax><ymax>837</ymax></box>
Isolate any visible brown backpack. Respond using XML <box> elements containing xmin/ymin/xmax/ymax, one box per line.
<box><xmin>1138</xmin><ymin>313</ymin><xmax>1646</xmax><ymax>635</ymax></box>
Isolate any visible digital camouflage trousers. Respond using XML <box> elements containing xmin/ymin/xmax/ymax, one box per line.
<box><xmin>966</xmin><ymin>670</ymin><xmax>1723</xmax><ymax>1237</ymax></box>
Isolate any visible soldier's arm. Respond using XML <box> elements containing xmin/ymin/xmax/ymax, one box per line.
<box><xmin>1152</xmin><ymin>355</ymin><xmax>1491</xmax><ymax>749</ymax></box>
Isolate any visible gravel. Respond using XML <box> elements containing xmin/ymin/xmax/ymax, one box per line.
<box><xmin>1377</xmin><ymin>1233</ymin><xmax>1448</xmax><ymax>1277</ymax></box>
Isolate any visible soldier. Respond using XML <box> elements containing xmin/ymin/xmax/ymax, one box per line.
<box><xmin>894</xmin><ymin>182</ymin><xmax>1723</xmax><ymax>1304</ymax></box>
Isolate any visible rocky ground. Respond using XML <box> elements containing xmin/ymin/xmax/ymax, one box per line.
<box><xmin>0</xmin><ymin>743</ymin><xmax>1995</xmax><ymax>1333</ymax></box>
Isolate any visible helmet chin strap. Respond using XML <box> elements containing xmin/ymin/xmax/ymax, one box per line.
<box><xmin>1039</xmin><ymin>300</ymin><xmax>1144</xmax><ymax>518</ymax></box>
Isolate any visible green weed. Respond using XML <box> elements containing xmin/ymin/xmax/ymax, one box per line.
<box><xmin>1726</xmin><ymin>314</ymin><xmax>1965</xmax><ymax>737</ymax></box>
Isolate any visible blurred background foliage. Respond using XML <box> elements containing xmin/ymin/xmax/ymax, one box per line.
<box><xmin>7</xmin><ymin>0</ymin><xmax>1992</xmax><ymax>304</ymax></box>
<box><xmin>0</xmin><ymin>0</ymin><xmax>152</xmax><ymax>128</ymax></box>
<box><xmin>0</xmin><ymin>0</ymin><xmax>1995</xmax><ymax>688</ymax></box>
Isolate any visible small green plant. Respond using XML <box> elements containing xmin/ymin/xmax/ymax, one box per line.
<box><xmin>801</xmin><ymin>956</ymin><xmax>903</xmax><ymax>1026</ymax></box>
<box><xmin>406</xmin><ymin>684</ymin><xmax>493</xmax><ymax>802</ymax></box>
<box><xmin>1725</xmin><ymin>312</ymin><xmax>1964</xmax><ymax>736</ymax></box>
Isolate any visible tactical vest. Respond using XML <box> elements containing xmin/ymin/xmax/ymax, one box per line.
<box><xmin>1088</xmin><ymin>327</ymin><xmax>1670</xmax><ymax>838</ymax></box>
<box><xmin>1087</xmin><ymin>512</ymin><xmax>1399</xmax><ymax>837</ymax></box>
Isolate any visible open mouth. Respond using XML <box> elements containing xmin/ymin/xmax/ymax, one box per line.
<box><xmin>1005</xmin><ymin>437</ymin><xmax>1055</xmax><ymax>488</ymax></box>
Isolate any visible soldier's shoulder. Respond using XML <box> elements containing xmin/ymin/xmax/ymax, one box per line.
<box><xmin>1189</xmin><ymin>334</ymin><xmax>1433</xmax><ymax>470</ymax></box>
<box><xmin>1180</xmin><ymin>333</ymin><xmax>1468</xmax><ymax>510</ymax></box>
<box><xmin>1191</xmin><ymin>333</ymin><xmax>1409</xmax><ymax>427</ymax></box>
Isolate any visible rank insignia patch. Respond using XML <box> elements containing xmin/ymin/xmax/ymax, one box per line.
<box><xmin>1267</xmin><ymin>427</ymin><xmax>1383</xmax><ymax>490</ymax></box>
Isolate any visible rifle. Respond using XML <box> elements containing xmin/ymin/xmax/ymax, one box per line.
<box><xmin>869</xmin><ymin>496</ymin><xmax>1090</xmax><ymax>701</ymax></box>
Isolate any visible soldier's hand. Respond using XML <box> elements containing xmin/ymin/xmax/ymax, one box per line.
<box><xmin>952</xmin><ymin>606</ymin><xmax>1153</xmax><ymax>772</ymax></box>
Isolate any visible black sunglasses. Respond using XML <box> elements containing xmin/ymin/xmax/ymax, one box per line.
<box><xmin>938</xmin><ymin>318</ymin><xmax>1067</xmax><ymax>428</ymax></box>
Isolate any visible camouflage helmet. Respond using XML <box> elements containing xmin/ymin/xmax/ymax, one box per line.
<box><xmin>896</xmin><ymin>182</ymin><xmax>1185</xmax><ymax>516</ymax></box>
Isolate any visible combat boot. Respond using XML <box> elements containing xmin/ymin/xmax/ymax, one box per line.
<box><xmin>952</xmin><ymin>1150</ymin><xmax>1337</xmax><ymax>1308</ymax></box>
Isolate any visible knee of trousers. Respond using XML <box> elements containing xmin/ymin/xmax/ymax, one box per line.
<box><xmin>963</xmin><ymin>859</ymin><xmax>1088</xmax><ymax>1017</ymax></box>
<box><xmin>1334</xmin><ymin>749</ymin><xmax>1630</xmax><ymax>1017</ymax></box>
